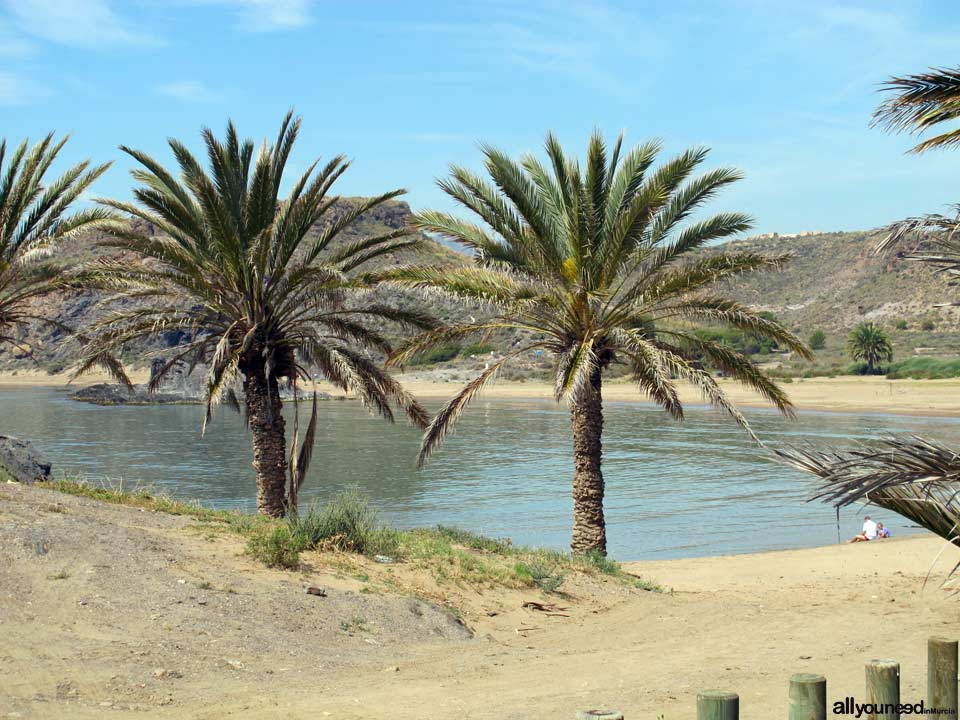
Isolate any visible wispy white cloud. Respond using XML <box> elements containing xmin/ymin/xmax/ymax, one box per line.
<box><xmin>155</xmin><ymin>80</ymin><xmax>225</xmax><ymax>103</ymax></box>
<box><xmin>3</xmin><ymin>0</ymin><xmax>157</xmax><ymax>48</ymax></box>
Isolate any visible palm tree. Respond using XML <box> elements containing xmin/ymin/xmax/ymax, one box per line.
<box><xmin>847</xmin><ymin>322</ymin><xmax>892</xmax><ymax>374</ymax></box>
<box><xmin>0</xmin><ymin>134</ymin><xmax>112</xmax><ymax>354</ymax></box>
<box><xmin>383</xmin><ymin>132</ymin><xmax>810</xmax><ymax>555</ymax></box>
<box><xmin>79</xmin><ymin>113</ymin><xmax>432</xmax><ymax>517</ymax></box>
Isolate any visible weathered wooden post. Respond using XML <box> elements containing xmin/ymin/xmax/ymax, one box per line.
<box><xmin>865</xmin><ymin>659</ymin><xmax>900</xmax><ymax>720</ymax></box>
<box><xmin>789</xmin><ymin>673</ymin><xmax>826</xmax><ymax>720</ymax></box>
<box><xmin>697</xmin><ymin>690</ymin><xmax>739</xmax><ymax>720</ymax></box>
<box><xmin>928</xmin><ymin>637</ymin><xmax>958</xmax><ymax>717</ymax></box>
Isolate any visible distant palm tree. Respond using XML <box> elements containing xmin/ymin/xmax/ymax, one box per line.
<box><xmin>0</xmin><ymin>134</ymin><xmax>112</xmax><ymax>355</ymax></box>
<box><xmin>80</xmin><ymin>113</ymin><xmax>432</xmax><ymax>517</ymax></box>
<box><xmin>847</xmin><ymin>322</ymin><xmax>892</xmax><ymax>374</ymax></box>
<box><xmin>384</xmin><ymin>132</ymin><xmax>810</xmax><ymax>555</ymax></box>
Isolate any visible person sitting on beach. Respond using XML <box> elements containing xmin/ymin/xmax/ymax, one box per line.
<box><xmin>849</xmin><ymin>515</ymin><xmax>878</xmax><ymax>543</ymax></box>
<box><xmin>876</xmin><ymin>522</ymin><xmax>890</xmax><ymax>539</ymax></box>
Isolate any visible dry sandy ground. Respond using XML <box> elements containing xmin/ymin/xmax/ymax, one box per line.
<box><xmin>388</xmin><ymin>374</ymin><xmax>960</xmax><ymax>417</ymax></box>
<box><xmin>5</xmin><ymin>369</ymin><xmax>960</xmax><ymax>416</ymax></box>
<box><xmin>2</xmin><ymin>483</ymin><xmax>960</xmax><ymax>719</ymax></box>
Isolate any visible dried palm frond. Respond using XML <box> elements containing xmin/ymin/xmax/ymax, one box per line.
<box><xmin>775</xmin><ymin>436</ymin><xmax>960</xmax><ymax>549</ymax></box>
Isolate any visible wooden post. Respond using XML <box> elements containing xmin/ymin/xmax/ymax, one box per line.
<box><xmin>865</xmin><ymin>660</ymin><xmax>900</xmax><ymax>720</ymax></box>
<box><xmin>789</xmin><ymin>673</ymin><xmax>826</xmax><ymax>720</ymax></box>
<box><xmin>928</xmin><ymin>637</ymin><xmax>958</xmax><ymax>717</ymax></box>
<box><xmin>697</xmin><ymin>690</ymin><xmax>739</xmax><ymax>720</ymax></box>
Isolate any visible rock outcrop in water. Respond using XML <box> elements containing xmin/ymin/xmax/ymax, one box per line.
<box><xmin>0</xmin><ymin>436</ymin><xmax>51</xmax><ymax>484</ymax></box>
<box><xmin>72</xmin><ymin>360</ymin><xmax>337</xmax><ymax>405</ymax></box>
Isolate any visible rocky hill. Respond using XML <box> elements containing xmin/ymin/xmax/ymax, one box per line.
<box><xmin>4</xmin><ymin>202</ymin><xmax>959</xmax><ymax>377</ymax></box>
<box><xmin>1</xmin><ymin>198</ymin><xmax>467</xmax><ymax>374</ymax></box>
<box><xmin>712</xmin><ymin>229</ymin><xmax>960</xmax><ymax>370</ymax></box>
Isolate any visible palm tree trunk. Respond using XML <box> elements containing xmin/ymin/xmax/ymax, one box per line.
<box><xmin>242</xmin><ymin>357</ymin><xmax>288</xmax><ymax>518</ymax></box>
<box><xmin>570</xmin><ymin>366</ymin><xmax>607</xmax><ymax>555</ymax></box>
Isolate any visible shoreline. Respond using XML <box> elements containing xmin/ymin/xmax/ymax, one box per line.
<box><xmin>6</xmin><ymin>370</ymin><xmax>959</xmax><ymax>418</ymax></box>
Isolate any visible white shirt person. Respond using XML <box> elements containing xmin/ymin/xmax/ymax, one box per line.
<box><xmin>849</xmin><ymin>515</ymin><xmax>878</xmax><ymax>543</ymax></box>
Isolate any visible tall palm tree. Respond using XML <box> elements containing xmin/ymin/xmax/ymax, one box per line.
<box><xmin>79</xmin><ymin>113</ymin><xmax>432</xmax><ymax>517</ymax></box>
<box><xmin>0</xmin><ymin>134</ymin><xmax>112</xmax><ymax>354</ymax></box>
<box><xmin>383</xmin><ymin>132</ymin><xmax>810</xmax><ymax>555</ymax></box>
<box><xmin>846</xmin><ymin>322</ymin><xmax>893</xmax><ymax>374</ymax></box>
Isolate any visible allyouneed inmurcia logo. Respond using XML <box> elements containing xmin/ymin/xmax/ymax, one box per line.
<box><xmin>833</xmin><ymin>697</ymin><xmax>957</xmax><ymax>716</ymax></box>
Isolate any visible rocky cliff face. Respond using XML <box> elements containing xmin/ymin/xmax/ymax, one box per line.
<box><xmin>1</xmin><ymin>198</ymin><xmax>465</xmax><ymax>374</ymax></box>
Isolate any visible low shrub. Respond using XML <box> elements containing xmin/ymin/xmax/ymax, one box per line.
<box><xmin>410</xmin><ymin>343</ymin><xmax>460</xmax><ymax>365</ymax></box>
<box><xmin>290</xmin><ymin>489</ymin><xmax>401</xmax><ymax>556</ymax></box>
<box><xmin>459</xmin><ymin>343</ymin><xmax>493</xmax><ymax>357</ymax></box>
<box><xmin>246</xmin><ymin>525</ymin><xmax>306</xmax><ymax>569</ymax></box>
<box><xmin>515</xmin><ymin>560</ymin><xmax>565</xmax><ymax>593</ymax></box>
<box><xmin>886</xmin><ymin>357</ymin><xmax>960</xmax><ymax>380</ymax></box>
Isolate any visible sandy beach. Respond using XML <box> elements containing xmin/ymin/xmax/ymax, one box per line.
<box><xmin>1</xmin><ymin>481</ymin><xmax>958</xmax><ymax>719</ymax></box>
<box><xmin>3</xmin><ymin>369</ymin><xmax>960</xmax><ymax>417</ymax></box>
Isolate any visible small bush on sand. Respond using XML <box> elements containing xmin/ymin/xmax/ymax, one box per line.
<box><xmin>246</xmin><ymin>525</ymin><xmax>306</xmax><ymax>569</ymax></box>
<box><xmin>515</xmin><ymin>560</ymin><xmax>565</xmax><ymax>593</ymax></box>
<box><xmin>291</xmin><ymin>489</ymin><xmax>401</xmax><ymax>556</ymax></box>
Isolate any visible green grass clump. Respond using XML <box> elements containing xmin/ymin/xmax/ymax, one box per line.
<box><xmin>246</xmin><ymin>525</ymin><xmax>306</xmax><ymax>569</ymax></box>
<box><xmin>246</xmin><ymin>489</ymin><xmax>400</xmax><ymax>568</ymax></box>
<box><xmin>885</xmin><ymin>357</ymin><xmax>960</xmax><ymax>380</ymax></box>
<box><xmin>290</xmin><ymin>489</ymin><xmax>401</xmax><ymax>556</ymax></box>
<box><xmin>459</xmin><ymin>343</ymin><xmax>493</xmax><ymax>357</ymax></box>
<box><xmin>410</xmin><ymin>343</ymin><xmax>460</xmax><ymax>365</ymax></box>
<box><xmin>515</xmin><ymin>559</ymin><xmax>565</xmax><ymax>593</ymax></box>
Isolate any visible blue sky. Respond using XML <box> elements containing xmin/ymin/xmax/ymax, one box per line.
<box><xmin>1</xmin><ymin>0</ymin><xmax>959</xmax><ymax>235</ymax></box>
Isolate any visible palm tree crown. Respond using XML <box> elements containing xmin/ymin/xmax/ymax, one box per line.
<box><xmin>847</xmin><ymin>322</ymin><xmax>892</xmax><ymax>374</ymax></box>
<box><xmin>80</xmin><ymin>113</ymin><xmax>432</xmax><ymax>515</ymax></box>
<box><xmin>0</xmin><ymin>134</ymin><xmax>112</xmax><ymax>354</ymax></box>
<box><xmin>385</xmin><ymin>131</ymin><xmax>810</xmax><ymax>553</ymax></box>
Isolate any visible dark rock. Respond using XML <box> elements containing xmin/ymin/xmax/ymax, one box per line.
<box><xmin>70</xmin><ymin>383</ymin><xmax>199</xmax><ymax>406</ymax></box>
<box><xmin>0</xmin><ymin>435</ymin><xmax>52</xmax><ymax>484</ymax></box>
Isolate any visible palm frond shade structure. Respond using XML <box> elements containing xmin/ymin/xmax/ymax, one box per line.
<box><xmin>873</xmin><ymin>67</ymin><xmax>960</xmax><ymax>153</ymax></box>
<box><xmin>875</xmin><ymin>67</ymin><xmax>960</xmax><ymax>268</ymax></box>
<box><xmin>0</xmin><ymin>134</ymin><xmax>113</xmax><ymax>353</ymax></box>
<box><xmin>383</xmin><ymin>131</ymin><xmax>811</xmax><ymax>555</ymax></box>
<box><xmin>796</xmin><ymin>64</ymin><xmax>960</xmax><ymax>564</ymax></box>
<box><xmin>79</xmin><ymin>113</ymin><xmax>433</xmax><ymax>517</ymax></box>
<box><xmin>775</xmin><ymin>438</ymin><xmax>960</xmax><ymax>550</ymax></box>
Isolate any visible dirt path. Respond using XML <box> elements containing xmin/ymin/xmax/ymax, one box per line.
<box><xmin>2</xmin><ymin>483</ymin><xmax>959</xmax><ymax>719</ymax></box>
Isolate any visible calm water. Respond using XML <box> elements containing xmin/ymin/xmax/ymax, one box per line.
<box><xmin>6</xmin><ymin>386</ymin><xmax>959</xmax><ymax>559</ymax></box>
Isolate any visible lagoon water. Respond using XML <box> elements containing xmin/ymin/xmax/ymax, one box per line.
<box><xmin>6</xmin><ymin>385</ymin><xmax>959</xmax><ymax>559</ymax></box>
